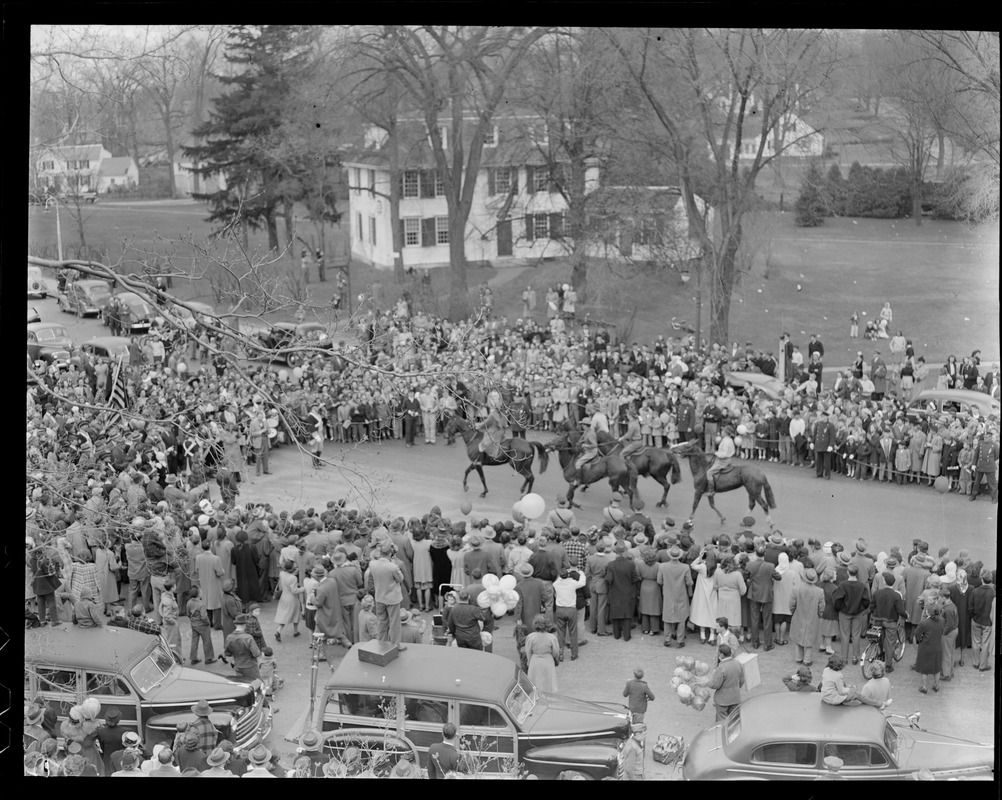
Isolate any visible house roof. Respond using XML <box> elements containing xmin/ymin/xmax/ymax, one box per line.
<box><xmin>586</xmin><ymin>186</ymin><xmax>685</xmax><ymax>217</ymax></box>
<box><xmin>41</xmin><ymin>144</ymin><xmax>104</xmax><ymax>164</ymax></box>
<box><xmin>98</xmin><ymin>157</ymin><xmax>135</xmax><ymax>177</ymax></box>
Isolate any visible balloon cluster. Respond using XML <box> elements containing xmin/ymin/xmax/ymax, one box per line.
<box><xmin>671</xmin><ymin>656</ymin><xmax>713</xmax><ymax>711</ymax></box>
<box><xmin>476</xmin><ymin>574</ymin><xmax>519</xmax><ymax>618</ymax></box>
<box><xmin>513</xmin><ymin>492</ymin><xmax>545</xmax><ymax>522</ymax></box>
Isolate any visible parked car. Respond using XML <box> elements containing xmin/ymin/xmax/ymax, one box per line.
<box><xmin>905</xmin><ymin>388</ymin><xmax>1000</xmax><ymax>423</ymax></box>
<box><xmin>315</xmin><ymin>643</ymin><xmax>631</xmax><ymax>779</ymax></box>
<box><xmin>28</xmin><ymin>266</ymin><xmax>49</xmax><ymax>298</ymax></box>
<box><xmin>24</xmin><ymin>625</ymin><xmax>272</xmax><ymax>753</ymax></box>
<box><xmin>58</xmin><ymin>279</ymin><xmax>113</xmax><ymax>317</ymax></box>
<box><xmin>103</xmin><ymin>291</ymin><xmax>155</xmax><ymax>334</ymax></box>
<box><xmin>27</xmin><ymin>322</ymin><xmax>74</xmax><ymax>366</ymax></box>
<box><xmin>257</xmin><ymin>321</ymin><xmax>335</xmax><ymax>367</ymax></box>
<box><xmin>723</xmin><ymin>370</ymin><xmax>787</xmax><ymax>401</ymax></box>
<box><xmin>28</xmin><ymin>306</ymin><xmax>41</xmax><ymax>324</ymax></box>
<box><xmin>681</xmin><ymin>693</ymin><xmax>994</xmax><ymax>780</ymax></box>
<box><xmin>78</xmin><ymin>336</ymin><xmax>132</xmax><ymax>365</ymax></box>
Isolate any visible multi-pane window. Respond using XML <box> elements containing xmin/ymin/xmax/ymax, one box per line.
<box><xmin>79</xmin><ymin>160</ymin><xmax>90</xmax><ymax>169</ymax></box>
<box><xmin>435</xmin><ymin>217</ymin><xmax>449</xmax><ymax>245</ymax></box>
<box><xmin>42</xmin><ymin>160</ymin><xmax>54</xmax><ymax>171</ymax></box>
<box><xmin>434</xmin><ymin>171</ymin><xmax>445</xmax><ymax>196</ymax></box>
<box><xmin>495</xmin><ymin>167</ymin><xmax>512</xmax><ymax>196</ymax></box>
<box><xmin>483</xmin><ymin>126</ymin><xmax>497</xmax><ymax>147</ymax></box>
<box><xmin>403</xmin><ymin>218</ymin><xmax>421</xmax><ymax>246</ymax></box>
<box><xmin>532</xmin><ymin>213</ymin><xmax>549</xmax><ymax>239</ymax></box>
<box><xmin>352</xmin><ymin>167</ymin><xmax>361</xmax><ymax>189</ymax></box>
<box><xmin>369</xmin><ymin>216</ymin><xmax>377</xmax><ymax>246</ymax></box>
<box><xmin>403</xmin><ymin>170</ymin><xmax>420</xmax><ymax>198</ymax></box>
<box><xmin>532</xmin><ymin>168</ymin><xmax>550</xmax><ymax>193</ymax></box>
<box><xmin>637</xmin><ymin>219</ymin><xmax>659</xmax><ymax>246</ymax></box>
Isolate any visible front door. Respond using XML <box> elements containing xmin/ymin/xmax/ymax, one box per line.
<box><xmin>497</xmin><ymin>219</ymin><xmax>513</xmax><ymax>257</ymax></box>
<box><xmin>456</xmin><ymin>700</ymin><xmax>516</xmax><ymax>775</ymax></box>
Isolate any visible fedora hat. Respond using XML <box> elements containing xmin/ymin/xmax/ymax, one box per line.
<box><xmin>741</xmin><ymin>516</ymin><xmax>756</xmax><ymax>528</ymax></box>
<box><xmin>311</xmin><ymin>565</ymin><xmax>327</xmax><ymax>579</ymax></box>
<box><xmin>804</xmin><ymin>569</ymin><xmax>818</xmax><ymax>584</ymax></box>
<box><xmin>836</xmin><ymin>551</ymin><xmax>852</xmax><ymax>566</ymax></box>
<box><xmin>25</xmin><ymin>704</ymin><xmax>44</xmax><ymax>726</ymax></box>
<box><xmin>515</xmin><ymin>562</ymin><xmax>534</xmax><ymax>578</ymax></box>
<box><xmin>668</xmin><ymin>546</ymin><xmax>682</xmax><ymax>560</ymax></box>
<box><xmin>191</xmin><ymin>699</ymin><xmax>213</xmax><ymax>718</ymax></box>
<box><xmin>483</xmin><ymin>526</ymin><xmax>497</xmax><ymax>540</ymax></box>
<box><xmin>556</xmin><ymin>496</ymin><xmax>569</xmax><ymax>508</ymax></box>
<box><xmin>234</xmin><ymin>613</ymin><xmax>253</xmax><ymax>625</ymax></box>
<box><xmin>768</xmin><ymin>533</ymin><xmax>784</xmax><ymax>545</ymax></box>
<box><xmin>299</xmin><ymin>731</ymin><xmax>321</xmax><ymax>753</ymax></box>
<box><xmin>633</xmin><ymin>533</ymin><xmax>647</xmax><ymax>546</ymax></box>
<box><xmin>247</xmin><ymin>744</ymin><xmax>272</xmax><ymax>766</ymax></box>
<box><xmin>400</xmin><ymin>609</ymin><xmax>413</xmax><ymax>624</ymax></box>
<box><xmin>206</xmin><ymin>747</ymin><xmax>229</xmax><ymax>767</ymax></box>
<box><xmin>610</xmin><ymin>492</ymin><xmax>623</xmax><ymax>504</ymax></box>
<box><xmin>332</xmin><ymin>550</ymin><xmax>347</xmax><ymax>565</ymax></box>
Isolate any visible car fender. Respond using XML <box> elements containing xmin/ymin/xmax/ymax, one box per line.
<box><xmin>522</xmin><ymin>739</ymin><xmax>621</xmax><ymax>779</ymax></box>
<box><xmin>144</xmin><ymin>709</ymin><xmax>235</xmax><ymax>743</ymax></box>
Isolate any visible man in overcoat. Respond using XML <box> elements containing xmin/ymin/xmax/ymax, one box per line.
<box><xmin>657</xmin><ymin>546</ymin><xmax>693</xmax><ymax>647</ymax></box>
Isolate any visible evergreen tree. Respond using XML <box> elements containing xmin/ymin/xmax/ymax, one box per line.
<box><xmin>794</xmin><ymin>160</ymin><xmax>827</xmax><ymax>226</ymax></box>
<box><xmin>184</xmin><ymin>25</ymin><xmax>319</xmax><ymax>251</ymax></box>
<box><xmin>824</xmin><ymin>163</ymin><xmax>847</xmax><ymax>217</ymax></box>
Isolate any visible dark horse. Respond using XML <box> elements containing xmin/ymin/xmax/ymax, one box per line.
<box><xmin>593</xmin><ymin>431</ymin><xmax>682</xmax><ymax>508</ymax></box>
<box><xmin>546</xmin><ymin>427</ymin><xmax>637</xmax><ymax>510</ymax></box>
<box><xmin>670</xmin><ymin>439</ymin><xmax>777</xmax><ymax>526</ymax></box>
<box><xmin>444</xmin><ymin>417</ymin><xmax>548</xmax><ymax>497</ymax></box>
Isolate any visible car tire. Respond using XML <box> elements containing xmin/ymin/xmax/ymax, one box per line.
<box><xmin>286</xmin><ymin>353</ymin><xmax>300</xmax><ymax>368</ymax></box>
<box><xmin>555</xmin><ymin>770</ymin><xmax>595</xmax><ymax>780</ymax></box>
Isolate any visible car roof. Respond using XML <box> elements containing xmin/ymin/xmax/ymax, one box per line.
<box><xmin>75</xmin><ymin>279</ymin><xmax>111</xmax><ymax>289</ymax></box>
<box><xmin>84</xmin><ymin>336</ymin><xmax>132</xmax><ymax>349</ymax></box>
<box><xmin>25</xmin><ymin>625</ymin><xmax>158</xmax><ymax>672</ymax></box>
<box><xmin>27</xmin><ymin>322</ymin><xmax>69</xmax><ymax>332</ymax></box>
<box><xmin>735</xmin><ymin>693</ymin><xmax>887</xmax><ymax>746</ymax></box>
<box><xmin>326</xmin><ymin>644</ymin><xmax>518</xmax><ymax>704</ymax></box>
<box><xmin>912</xmin><ymin>389</ymin><xmax>999</xmax><ymax>409</ymax></box>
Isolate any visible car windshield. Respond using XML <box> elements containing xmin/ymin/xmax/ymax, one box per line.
<box><xmin>723</xmin><ymin>707</ymin><xmax>741</xmax><ymax>747</ymax></box>
<box><xmin>129</xmin><ymin>644</ymin><xmax>179</xmax><ymax>693</ymax></box>
<box><xmin>35</xmin><ymin>327</ymin><xmax>68</xmax><ymax>342</ymax></box>
<box><xmin>882</xmin><ymin>722</ymin><xmax>899</xmax><ymax>764</ymax></box>
<box><xmin>504</xmin><ymin>671</ymin><xmax>536</xmax><ymax>726</ymax></box>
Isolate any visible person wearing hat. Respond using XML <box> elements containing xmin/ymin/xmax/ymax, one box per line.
<box><xmin>832</xmin><ymin>565</ymin><xmax>870</xmax><ymax>665</ymax></box>
<box><xmin>177</xmin><ymin>727</ymin><xmax>209</xmax><ymax>772</ymax></box>
<box><xmin>447</xmin><ymin>588</ymin><xmax>491</xmax><ymax>650</ymax></box>
<box><xmin>789</xmin><ymin>568</ymin><xmax>825</xmax><ymax>666</ymax></box>
<box><xmin>547</xmin><ymin>496</ymin><xmax>576</xmax><ymax>531</ymax></box>
<box><xmin>783</xmin><ymin>665</ymin><xmax>820</xmax><ymax>693</ymax></box>
<box><xmin>23</xmin><ymin>704</ymin><xmax>52</xmax><ymax>754</ymax></box>
<box><xmin>902</xmin><ymin>555</ymin><xmax>934</xmax><ymax>643</ymax></box>
<box><xmin>242</xmin><ymin>744</ymin><xmax>276</xmax><ymax>778</ymax></box>
<box><xmin>366</xmin><ymin>542</ymin><xmax>407</xmax><ymax>648</ymax></box>
<box><xmin>224</xmin><ymin>614</ymin><xmax>261</xmax><ymax>680</ymax></box>
<box><xmin>294</xmin><ymin>731</ymin><xmax>326</xmax><ymax>777</ymax></box>
<box><xmin>328</xmin><ymin>549</ymin><xmax>364</xmax><ymax>642</ymax></box>
<box><xmin>763</xmin><ymin>531</ymin><xmax>786</xmax><ymax>566</ymax></box>
<box><xmin>400</xmin><ymin>608</ymin><xmax>424</xmax><ymax>644</ymax></box>
<box><xmin>812</xmin><ymin>409</ymin><xmax>836</xmax><ymax>479</ymax></box>
<box><xmin>704</xmin><ymin>423</ymin><xmax>736</xmax><ymax>498</ymax></box>
<box><xmin>93</xmin><ymin>706</ymin><xmax>126</xmax><ymax>772</ymax></box>
<box><xmin>602</xmin><ymin>493</ymin><xmax>626</xmax><ymax>528</ymax></box>
<box><xmin>746</xmin><ymin>546</ymin><xmax>780</xmax><ymax>650</ymax></box>
<box><xmin>658</xmin><ymin>546</ymin><xmax>693</xmax><ymax>647</ymax></box>
<box><xmin>513</xmin><ymin>561</ymin><xmax>552</xmax><ymax>628</ymax></box>
<box><xmin>815</xmin><ymin>755</ymin><xmax>846</xmax><ymax>780</ymax></box>
<box><xmin>969</xmin><ymin>426</ymin><xmax>999</xmax><ymax>503</ymax></box>
<box><xmin>201</xmin><ymin>747</ymin><xmax>235</xmax><ymax>777</ymax></box>
<box><xmin>870</xmin><ymin>350</ymin><xmax>888</xmax><ymax>401</ymax></box>
<box><xmin>186</xmin><ymin>699</ymin><xmax>219</xmax><ymax>752</ymax></box>
<box><xmin>389</xmin><ymin>749</ymin><xmax>420</xmax><ymax>778</ymax></box>
<box><xmin>698</xmin><ymin>643</ymin><xmax>745</xmax><ymax>722</ymax></box>
<box><xmin>110</xmin><ymin>748</ymin><xmax>147</xmax><ymax>777</ymax></box>
<box><xmin>314</xmin><ymin>559</ymin><xmax>352</xmax><ymax>651</ymax></box>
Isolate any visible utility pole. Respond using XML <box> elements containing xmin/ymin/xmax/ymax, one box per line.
<box><xmin>55</xmin><ymin>196</ymin><xmax>64</xmax><ymax>261</ymax></box>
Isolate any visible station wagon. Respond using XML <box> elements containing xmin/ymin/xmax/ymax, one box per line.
<box><xmin>58</xmin><ymin>279</ymin><xmax>112</xmax><ymax>317</ymax></box>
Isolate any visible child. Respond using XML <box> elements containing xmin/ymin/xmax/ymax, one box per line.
<box><xmin>860</xmin><ymin>660</ymin><xmax>892</xmax><ymax>706</ymax></box>
<box><xmin>844</xmin><ymin>435</ymin><xmax>857</xmax><ymax>478</ymax></box>
<box><xmin>850</xmin><ymin>311</ymin><xmax>859</xmax><ymax>339</ymax></box>
<box><xmin>258</xmin><ymin>647</ymin><xmax>281</xmax><ymax>700</ymax></box>
<box><xmin>754</xmin><ymin>417</ymin><xmax>769</xmax><ymax>461</ymax></box>
<box><xmin>622</xmin><ymin>668</ymin><xmax>656</xmax><ymax>724</ymax></box>
<box><xmin>783</xmin><ymin>665</ymin><xmax>819</xmax><ymax>692</ymax></box>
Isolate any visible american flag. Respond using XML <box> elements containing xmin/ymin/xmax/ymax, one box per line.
<box><xmin>105</xmin><ymin>355</ymin><xmax>130</xmax><ymax>429</ymax></box>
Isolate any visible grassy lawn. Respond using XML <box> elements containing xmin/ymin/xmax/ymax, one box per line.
<box><xmin>29</xmin><ymin>202</ymin><xmax>998</xmax><ymax>364</ymax></box>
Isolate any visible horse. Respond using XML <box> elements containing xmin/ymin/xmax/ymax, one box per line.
<box><xmin>546</xmin><ymin>427</ymin><xmax>638</xmax><ymax>510</ymax></box>
<box><xmin>444</xmin><ymin>416</ymin><xmax>548</xmax><ymax>497</ymax></box>
<box><xmin>669</xmin><ymin>438</ymin><xmax>777</xmax><ymax>527</ymax></box>
<box><xmin>594</xmin><ymin>431</ymin><xmax>682</xmax><ymax>508</ymax></box>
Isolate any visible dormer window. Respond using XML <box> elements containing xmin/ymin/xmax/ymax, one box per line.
<box><xmin>483</xmin><ymin>125</ymin><xmax>498</xmax><ymax>147</ymax></box>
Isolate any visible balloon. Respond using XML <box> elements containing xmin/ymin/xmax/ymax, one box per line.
<box><xmin>511</xmin><ymin>502</ymin><xmax>524</xmax><ymax>524</ymax></box>
<box><xmin>487</xmin><ymin>587</ymin><xmax>501</xmax><ymax>600</ymax></box>
<box><xmin>490</xmin><ymin>600</ymin><xmax>507</xmax><ymax>618</ymax></box>
<box><xmin>480</xmin><ymin>631</ymin><xmax>493</xmax><ymax>647</ymax></box>
<box><xmin>692</xmin><ymin>697</ymin><xmax>707</xmax><ymax>712</ymax></box>
<box><xmin>482</xmin><ymin>574</ymin><xmax>500</xmax><ymax>590</ymax></box>
<box><xmin>292</xmin><ymin>367</ymin><xmax>303</xmax><ymax>380</ymax></box>
<box><xmin>737</xmin><ymin>424</ymin><xmax>748</xmax><ymax>435</ymax></box>
<box><xmin>673</xmin><ymin>667</ymin><xmax>686</xmax><ymax>678</ymax></box>
<box><xmin>694</xmin><ymin>685</ymin><xmax>713</xmax><ymax>702</ymax></box>
<box><xmin>934</xmin><ymin>476</ymin><xmax>949</xmax><ymax>494</ymax></box>
<box><xmin>669</xmin><ymin>676</ymin><xmax>682</xmax><ymax>691</ymax></box>
<box><xmin>681</xmin><ymin>656</ymin><xmax>696</xmax><ymax>671</ymax></box>
<box><xmin>734</xmin><ymin>435</ymin><xmax>743</xmax><ymax>448</ymax></box>
<box><xmin>476</xmin><ymin>591</ymin><xmax>491</xmax><ymax>609</ymax></box>
<box><xmin>278</xmin><ymin>369</ymin><xmax>289</xmax><ymax>382</ymax></box>
<box><xmin>680</xmin><ymin>670</ymin><xmax>694</xmax><ymax>683</ymax></box>
<box><xmin>520</xmin><ymin>493</ymin><xmax>546</xmax><ymax>520</ymax></box>
<box><xmin>502</xmin><ymin>589</ymin><xmax>519</xmax><ymax>609</ymax></box>
<box><xmin>677</xmin><ymin>684</ymin><xmax>693</xmax><ymax>700</ymax></box>
<box><xmin>499</xmin><ymin>574</ymin><xmax>517</xmax><ymax>592</ymax></box>
<box><xmin>176</xmin><ymin>361</ymin><xmax>187</xmax><ymax>374</ymax></box>
<box><xmin>675</xmin><ymin>656</ymin><xmax>686</xmax><ymax>667</ymax></box>
<box><xmin>694</xmin><ymin>661</ymin><xmax>711</xmax><ymax>677</ymax></box>
<box><xmin>460</xmin><ymin>500</ymin><xmax>473</xmax><ymax>515</ymax></box>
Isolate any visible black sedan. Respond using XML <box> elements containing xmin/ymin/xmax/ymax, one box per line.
<box><xmin>256</xmin><ymin>322</ymin><xmax>335</xmax><ymax>367</ymax></box>
<box><xmin>27</xmin><ymin>322</ymin><xmax>74</xmax><ymax>365</ymax></box>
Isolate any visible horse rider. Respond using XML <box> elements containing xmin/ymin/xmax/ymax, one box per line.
<box><xmin>619</xmin><ymin>406</ymin><xmax>644</xmax><ymax>460</ymax></box>
<box><xmin>705</xmin><ymin>424</ymin><xmax>737</xmax><ymax>497</ymax></box>
<box><xmin>475</xmin><ymin>390</ymin><xmax>507</xmax><ymax>462</ymax></box>
<box><xmin>574</xmin><ymin>416</ymin><xmax>601</xmax><ymax>484</ymax></box>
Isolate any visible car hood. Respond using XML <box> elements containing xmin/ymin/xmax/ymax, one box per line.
<box><xmin>35</xmin><ymin>337</ymin><xmax>73</xmax><ymax>351</ymax></box>
<box><xmin>145</xmin><ymin>667</ymin><xmax>257</xmax><ymax>705</ymax></box>
<box><xmin>896</xmin><ymin>728</ymin><xmax>995</xmax><ymax>775</ymax></box>
<box><xmin>520</xmin><ymin>692</ymin><xmax>630</xmax><ymax>743</ymax></box>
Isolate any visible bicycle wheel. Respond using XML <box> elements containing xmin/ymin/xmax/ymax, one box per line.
<box><xmin>892</xmin><ymin>634</ymin><xmax>907</xmax><ymax>662</ymax></box>
<box><xmin>860</xmin><ymin>641</ymin><xmax>880</xmax><ymax>679</ymax></box>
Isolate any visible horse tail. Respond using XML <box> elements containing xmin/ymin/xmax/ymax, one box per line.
<box><xmin>668</xmin><ymin>451</ymin><xmax>682</xmax><ymax>485</ymax></box>
<box><xmin>763</xmin><ymin>477</ymin><xmax>777</xmax><ymax>509</ymax></box>
<box><xmin>532</xmin><ymin>441</ymin><xmax>549</xmax><ymax>474</ymax></box>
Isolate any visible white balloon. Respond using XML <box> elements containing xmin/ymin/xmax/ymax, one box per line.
<box><xmin>520</xmin><ymin>492</ymin><xmax>546</xmax><ymax>520</ymax></box>
<box><xmin>490</xmin><ymin>600</ymin><xmax>507</xmax><ymax>618</ymax></box>
<box><xmin>498</xmin><ymin>574</ymin><xmax>517</xmax><ymax>592</ymax></box>
<box><xmin>502</xmin><ymin>589</ymin><xmax>519</xmax><ymax>609</ymax></box>
<box><xmin>278</xmin><ymin>369</ymin><xmax>289</xmax><ymax>382</ymax></box>
<box><xmin>482</xmin><ymin>573</ymin><xmax>501</xmax><ymax>590</ymax></box>
<box><xmin>292</xmin><ymin>367</ymin><xmax>303</xmax><ymax>379</ymax></box>
<box><xmin>476</xmin><ymin>591</ymin><xmax>491</xmax><ymax>609</ymax></box>
<box><xmin>487</xmin><ymin>586</ymin><xmax>502</xmax><ymax>600</ymax></box>
<box><xmin>734</xmin><ymin>435</ymin><xmax>743</xmax><ymax>447</ymax></box>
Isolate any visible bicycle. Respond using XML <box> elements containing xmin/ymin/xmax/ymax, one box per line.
<box><xmin>884</xmin><ymin>711</ymin><xmax>922</xmax><ymax>730</ymax></box>
<box><xmin>860</xmin><ymin>623</ymin><xmax>906</xmax><ymax>679</ymax></box>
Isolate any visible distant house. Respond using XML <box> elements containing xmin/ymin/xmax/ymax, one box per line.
<box><xmin>138</xmin><ymin>146</ymin><xmax>227</xmax><ymax>196</ymax></box>
<box><xmin>342</xmin><ymin>114</ymin><xmax>599</xmax><ymax>270</ymax></box>
<box><xmin>583</xmin><ymin>186</ymin><xmax>709</xmax><ymax>265</ymax></box>
<box><xmin>96</xmin><ymin>156</ymin><xmax>139</xmax><ymax>193</ymax></box>
<box><xmin>708</xmin><ymin>95</ymin><xmax>824</xmax><ymax>163</ymax></box>
<box><xmin>35</xmin><ymin>144</ymin><xmax>112</xmax><ymax>194</ymax></box>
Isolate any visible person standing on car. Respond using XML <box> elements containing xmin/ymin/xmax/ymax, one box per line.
<box><xmin>446</xmin><ymin>588</ymin><xmax>491</xmax><ymax>650</ymax></box>
<box><xmin>366</xmin><ymin>541</ymin><xmax>407</xmax><ymax>647</ymax></box>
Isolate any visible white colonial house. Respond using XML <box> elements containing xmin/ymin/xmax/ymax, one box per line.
<box><xmin>35</xmin><ymin>143</ymin><xmax>112</xmax><ymax>193</ymax></box>
<box><xmin>96</xmin><ymin>156</ymin><xmax>139</xmax><ymax>192</ymax></box>
<box><xmin>707</xmin><ymin>94</ymin><xmax>824</xmax><ymax>163</ymax></box>
<box><xmin>343</xmin><ymin>115</ymin><xmax>599</xmax><ymax>270</ymax></box>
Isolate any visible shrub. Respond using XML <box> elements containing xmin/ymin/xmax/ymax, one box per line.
<box><xmin>794</xmin><ymin>160</ymin><xmax>827</xmax><ymax>227</ymax></box>
<box><xmin>823</xmin><ymin>164</ymin><xmax>849</xmax><ymax>217</ymax></box>
<box><xmin>844</xmin><ymin>162</ymin><xmax>911</xmax><ymax>219</ymax></box>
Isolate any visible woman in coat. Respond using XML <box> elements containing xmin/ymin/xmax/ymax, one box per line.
<box><xmin>93</xmin><ymin>537</ymin><xmax>120</xmax><ymax>615</ymax></box>
<box><xmin>903</xmin><ymin>556</ymin><xmax>933</xmax><ymax>641</ymax></box>
<box><xmin>819</xmin><ymin>569</ymin><xmax>841</xmax><ymax>654</ymax></box>
<box><xmin>232</xmin><ymin>532</ymin><xmax>262</xmax><ymax>605</ymax></box>
<box><xmin>908</xmin><ymin>425</ymin><xmax>927</xmax><ymax>484</ymax></box>
<box><xmin>689</xmin><ymin>550</ymin><xmax>718</xmax><ymax>642</ymax></box>
<box><xmin>429</xmin><ymin>533</ymin><xmax>453</xmax><ymax>612</ymax></box>
<box><xmin>772</xmin><ymin>552</ymin><xmax>799</xmax><ymax>645</ymax></box>
<box><xmin>273</xmin><ymin>562</ymin><xmax>303</xmax><ymax>641</ymax></box>
<box><xmin>523</xmin><ymin>614</ymin><xmax>561</xmax><ymax>692</ymax></box>
<box><xmin>922</xmin><ymin>426</ymin><xmax>944</xmax><ymax>485</ymax></box>
<box><xmin>948</xmin><ymin>567</ymin><xmax>972</xmax><ymax>665</ymax></box>
<box><xmin>713</xmin><ymin>557</ymin><xmax>747</xmax><ymax>637</ymax></box>
<box><xmin>789</xmin><ymin>568</ymin><xmax>826</xmax><ymax>666</ymax></box>
<box><xmin>605</xmin><ymin>542</ymin><xmax>640</xmax><ymax>641</ymax></box>
<box><xmin>914</xmin><ymin>606</ymin><xmax>945</xmax><ymax>693</ymax></box>
<box><xmin>636</xmin><ymin>548</ymin><xmax>662</xmax><ymax>635</ymax></box>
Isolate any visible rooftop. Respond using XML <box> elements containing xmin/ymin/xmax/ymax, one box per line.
<box><xmin>25</xmin><ymin>625</ymin><xmax>157</xmax><ymax>673</ymax></box>
<box><xmin>98</xmin><ymin>156</ymin><xmax>135</xmax><ymax>177</ymax></box>
<box><xmin>733</xmin><ymin>693</ymin><xmax>888</xmax><ymax>747</ymax></box>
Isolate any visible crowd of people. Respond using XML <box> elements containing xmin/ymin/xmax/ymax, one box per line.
<box><xmin>24</xmin><ymin>277</ymin><xmax>999</xmax><ymax>777</ymax></box>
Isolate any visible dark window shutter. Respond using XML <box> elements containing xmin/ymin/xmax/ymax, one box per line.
<box><xmin>398</xmin><ymin>172</ymin><xmax>405</xmax><ymax>197</ymax></box>
<box><xmin>526</xmin><ymin>165</ymin><xmax>535</xmax><ymax>194</ymax></box>
<box><xmin>398</xmin><ymin>219</ymin><xmax>405</xmax><ymax>247</ymax></box>
<box><xmin>549</xmin><ymin>213</ymin><xmax>564</xmax><ymax>239</ymax></box>
<box><xmin>510</xmin><ymin>167</ymin><xmax>518</xmax><ymax>194</ymax></box>
<box><xmin>525</xmin><ymin>215</ymin><xmax>534</xmax><ymax>241</ymax></box>
<box><xmin>422</xmin><ymin>218</ymin><xmax>436</xmax><ymax>247</ymax></box>
<box><xmin>487</xmin><ymin>168</ymin><xmax>496</xmax><ymax>196</ymax></box>
<box><xmin>420</xmin><ymin>170</ymin><xmax>435</xmax><ymax>198</ymax></box>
